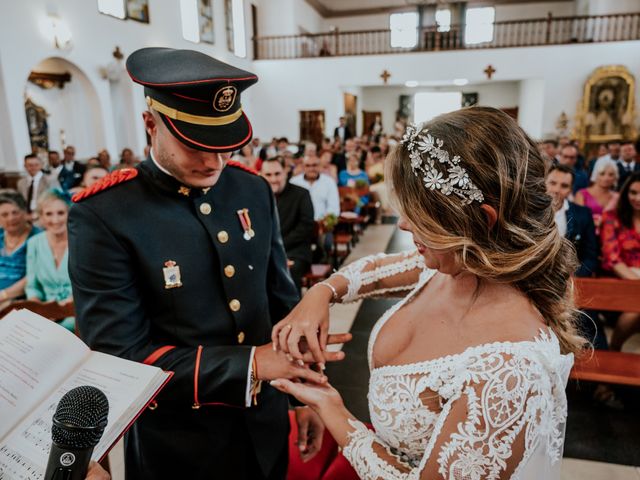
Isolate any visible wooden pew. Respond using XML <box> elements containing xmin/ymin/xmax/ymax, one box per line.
<box><xmin>0</xmin><ymin>299</ymin><xmax>75</xmax><ymax>320</ymax></box>
<box><xmin>570</xmin><ymin>278</ymin><xmax>640</xmax><ymax>387</ymax></box>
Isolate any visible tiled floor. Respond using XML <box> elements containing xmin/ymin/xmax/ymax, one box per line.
<box><xmin>108</xmin><ymin>224</ymin><xmax>640</xmax><ymax>479</ymax></box>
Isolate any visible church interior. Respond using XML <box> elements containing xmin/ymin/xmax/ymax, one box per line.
<box><xmin>1</xmin><ymin>0</ymin><xmax>639</xmax><ymax>479</ymax></box>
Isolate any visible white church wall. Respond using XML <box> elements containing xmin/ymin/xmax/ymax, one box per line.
<box><xmin>494</xmin><ymin>2</ymin><xmax>576</xmax><ymax>22</ymax></box>
<box><xmin>0</xmin><ymin>0</ymin><xmax>256</xmax><ymax>171</ymax></box>
<box><xmin>586</xmin><ymin>0</ymin><xmax>640</xmax><ymax>15</ymax></box>
<box><xmin>360</xmin><ymin>82</ymin><xmax>520</xmax><ymax>136</ymax></box>
<box><xmin>251</xmin><ymin>40</ymin><xmax>640</xmax><ymax>142</ymax></box>
<box><xmin>518</xmin><ymin>78</ymin><xmax>546</xmax><ymax>139</ymax></box>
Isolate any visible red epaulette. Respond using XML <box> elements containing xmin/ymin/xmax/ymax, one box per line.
<box><xmin>226</xmin><ymin>160</ymin><xmax>258</xmax><ymax>176</ymax></box>
<box><xmin>72</xmin><ymin>168</ymin><xmax>139</xmax><ymax>203</ymax></box>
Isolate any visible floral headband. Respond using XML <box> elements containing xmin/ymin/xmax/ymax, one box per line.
<box><xmin>401</xmin><ymin>123</ymin><xmax>484</xmax><ymax>205</ymax></box>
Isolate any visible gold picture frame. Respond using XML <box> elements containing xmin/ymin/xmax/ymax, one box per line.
<box><xmin>574</xmin><ymin>65</ymin><xmax>637</xmax><ymax>148</ymax></box>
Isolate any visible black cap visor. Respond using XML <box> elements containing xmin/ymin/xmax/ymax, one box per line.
<box><xmin>159</xmin><ymin>111</ymin><xmax>253</xmax><ymax>153</ymax></box>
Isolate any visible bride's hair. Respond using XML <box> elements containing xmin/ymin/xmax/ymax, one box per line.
<box><xmin>386</xmin><ymin>106</ymin><xmax>585</xmax><ymax>355</ymax></box>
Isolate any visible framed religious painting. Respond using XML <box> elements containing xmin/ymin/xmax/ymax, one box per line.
<box><xmin>462</xmin><ymin>92</ymin><xmax>478</xmax><ymax>107</ymax></box>
<box><xmin>574</xmin><ymin>65</ymin><xmax>637</xmax><ymax>148</ymax></box>
<box><xmin>126</xmin><ymin>0</ymin><xmax>149</xmax><ymax>23</ymax></box>
<box><xmin>25</xmin><ymin>98</ymin><xmax>49</xmax><ymax>152</ymax></box>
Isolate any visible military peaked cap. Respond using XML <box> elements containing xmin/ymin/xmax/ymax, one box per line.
<box><xmin>126</xmin><ymin>47</ymin><xmax>258</xmax><ymax>152</ymax></box>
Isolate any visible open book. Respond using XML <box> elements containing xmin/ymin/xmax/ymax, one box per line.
<box><xmin>0</xmin><ymin>309</ymin><xmax>173</xmax><ymax>479</ymax></box>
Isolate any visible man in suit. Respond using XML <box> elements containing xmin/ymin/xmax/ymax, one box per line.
<box><xmin>558</xmin><ymin>144</ymin><xmax>589</xmax><ymax>194</ymax></box>
<box><xmin>616</xmin><ymin>141</ymin><xmax>640</xmax><ymax>190</ymax></box>
<box><xmin>261</xmin><ymin>156</ymin><xmax>315</xmax><ymax>292</ymax></box>
<box><xmin>58</xmin><ymin>145</ymin><xmax>86</xmax><ymax>190</ymax></box>
<box><xmin>17</xmin><ymin>154</ymin><xmax>60</xmax><ymax>214</ymax></box>
<box><xmin>333</xmin><ymin>116</ymin><xmax>352</xmax><ymax>144</ymax></box>
<box><xmin>546</xmin><ymin>164</ymin><xmax>606</xmax><ymax>349</ymax></box>
<box><xmin>69</xmin><ymin>48</ymin><xmax>348</xmax><ymax>480</ymax></box>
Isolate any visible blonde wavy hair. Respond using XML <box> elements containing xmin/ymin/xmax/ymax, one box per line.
<box><xmin>387</xmin><ymin>106</ymin><xmax>585</xmax><ymax>355</ymax></box>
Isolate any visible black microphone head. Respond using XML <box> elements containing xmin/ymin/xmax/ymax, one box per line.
<box><xmin>52</xmin><ymin>386</ymin><xmax>109</xmax><ymax>449</ymax></box>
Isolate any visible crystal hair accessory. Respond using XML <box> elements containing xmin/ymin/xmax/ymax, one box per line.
<box><xmin>401</xmin><ymin>123</ymin><xmax>484</xmax><ymax>205</ymax></box>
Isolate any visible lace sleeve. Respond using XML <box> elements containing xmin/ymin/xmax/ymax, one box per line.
<box><xmin>342</xmin><ymin>351</ymin><xmax>568</xmax><ymax>480</ymax></box>
<box><xmin>332</xmin><ymin>250</ymin><xmax>425</xmax><ymax>303</ymax></box>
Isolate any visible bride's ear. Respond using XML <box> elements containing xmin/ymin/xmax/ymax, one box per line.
<box><xmin>480</xmin><ymin>204</ymin><xmax>498</xmax><ymax>229</ymax></box>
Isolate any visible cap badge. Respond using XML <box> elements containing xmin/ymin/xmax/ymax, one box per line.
<box><xmin>213</xmin><ymin>85</ymin><xmax>237</xmax><ymax>112</ymax></box>
<box><xmin>237</xmin><ymin>208</ymin><xmax>255</xmax><ymax>240</ymax></box>
<box><xmin>163</xmin><ymin>260</ymin><xmax>183</xmax><ymax>289</ymax></box>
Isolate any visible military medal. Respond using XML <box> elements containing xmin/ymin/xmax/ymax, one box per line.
<box><xmin>163</xmin><ymin>260</ymin><xmax>182</xmax><ymax>289</ymax></box>
<box><xmin>237</xmin><ymin>208</ymin><xmax>255</xmax><ymax>240</ymax></box>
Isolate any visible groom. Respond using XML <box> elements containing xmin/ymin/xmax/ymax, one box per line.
<box><xmin>69</xmin><ymin>47</ymin><xmax>348</xmax><ymax>479</ymax></box>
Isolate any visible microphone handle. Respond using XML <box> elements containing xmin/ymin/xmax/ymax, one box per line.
<box><xmin>44</xmin><ymin>443</ymin><xmax>94</xmax><ymax>480</ymax></box>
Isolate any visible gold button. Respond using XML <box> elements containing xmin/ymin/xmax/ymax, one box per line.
<box><xmin>224</xmin><ymin>265</ymin><xmax>235</xmax><ymax>278</ymax></box>
<box><xmin>237</xmin><ymin>331</ymin><xmax>245</xmax><ymax>344</ymax></box>
<box><xmin>200</xmin><ymin>203</ymin><xmax>212</xmax><ymax>215</ymax></box>
<box><xmin>145</xmin><ymin>96</ymin><xmax>152</xmax><ymax>106</ymax></box>
<box><xmin>229</xmin><ymin>299</ymin><xmax>241</xmax><ymax>312</ymax></box>
<box><xmin>217</xmin><ymin>231</ymin><xmax>229</xmax><ymax>243</ymax></box>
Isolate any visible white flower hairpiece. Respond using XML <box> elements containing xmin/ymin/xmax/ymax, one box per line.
<box><xmin>401</xmin><ymin>123</ymin><xmax>484</xmax><ymax>205</ymax></box>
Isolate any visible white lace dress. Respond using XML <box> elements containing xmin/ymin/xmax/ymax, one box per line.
<box><xmin>333</xmin><ymin>251</ymin><xmax>574</xmax><ymax>480</ymax></box>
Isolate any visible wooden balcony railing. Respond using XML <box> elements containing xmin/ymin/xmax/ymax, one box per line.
<box><xmin>253</xmin><ymin>12</ymin><xmax>640</xmax><ymax>60</ymax></box>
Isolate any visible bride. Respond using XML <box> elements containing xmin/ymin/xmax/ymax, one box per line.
<box><xmin>270</xmin><ymin>107</ymin><xmax>583</xmax><ymax>479</ymax></box>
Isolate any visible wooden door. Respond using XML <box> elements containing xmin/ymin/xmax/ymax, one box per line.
<box><xmin>501</xmin><ymin>107</ymin><xmax>519</xmax><ymax>121</ymax></box>
<box><xmin>362</xmin><ymin>111</ymin><xmax>382</xmax><ymax>136</ymax></box>
<box><xmin>299</xmin><ymin>110</ymin><xmax>325</xmax><ymax>147</ymax></box>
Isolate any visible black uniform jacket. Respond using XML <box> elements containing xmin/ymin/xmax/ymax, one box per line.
<box><xmin>68</xmin><ymin>159</ymin><xmax>299</xmax><ymax>478</ymax></box>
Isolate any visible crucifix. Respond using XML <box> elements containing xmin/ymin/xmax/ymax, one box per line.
<box><xmin>484</xmin><ymin>65</ymin><xmax>496</xmax><ymax>80</ymax></box>
<box><xmin>380</xmin><ymin>69</ymin><xmax>391</xmax><ymax>84</ymax></box>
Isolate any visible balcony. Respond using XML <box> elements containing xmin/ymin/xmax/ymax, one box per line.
<box><xmin>254</xmin><ymin>12</ymin><xmax>640</xmax><ymax>60</ymax></box>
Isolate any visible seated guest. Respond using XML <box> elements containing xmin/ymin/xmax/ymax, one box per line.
<box><xmin>558</xmin><ymin>145</ymin><xmax>589</xmax><ymax>193</ymax></box>
<box><xmin>338</xmin><ymin>152</ymin><xmax>369</xmax><ymax>188</ymax></box>
<box><xmin>26</xmin><ymin>190</ymin><xmax>73</xmax><ymax>331</ymax></box>
<box><xmin>261</xmin><ymin>157</ymin><xmax>314</xmax><ymax>291</ymax></box>
<box><xmin>546</xmin><ymin>165</ymin><xmax>605</xmax><ymax>349</ymax></box>
<box><xmin>339</xmin><ymin>152</ymin><xmax>370</xmax><ymax>212</ymax></box>
<box><xmin>319</xmin><ymin>149</ymin><xmax>338</xmax><ymax>182</ymax></box>
<box><xmin>96</xmin><ymin>149</ymin><xmax>112</xmax><ymax>170</ymax></box>
<box><xmin>69</xmin><ymin>166</ymin><xmax>110</xmax><ymax>195</ymax></box>
<box><xmin>587</xmin><ymin>143</ymin><xmax>609</xmax><ymax>175</ymax></box>
<box><xmin>17</xmin><ymin>154</ymin><xmax>60</xmax><ymax>215</ymax></box>
<box><xmin>232</xmin><ymin>144</ymin><xmax>259</xmax><ymax>171</ymax></box>
<box><xmin>291</xmin><ymin>155</ymin><xmax>340</xmax><ymax>221</ymax></box>
<box><xmin>541</xmin><ymin>138</ymin><xmax>559</xmax><ymax>163</ymax></box>
<box><xmin>616</xmin><ymin>141</ymin><xmax>640</xmax><ymax>191</ymax></box>
<box><xmin>119</xmin><ymin>147</ymin><xmax>138</xmax><ymax>167</ymax></box>
<box><xmin>0</xmin><ymin>192</ymin><xmax>41</xmax><ymax>305</ymax></box>
<box><xmin>575</xmin><ymin>158</ymin><xmax>619</xmax><ymax>233</ymax></box>
<box><xmin>59</xmin><ymin>145</ymin><xmax>86</xmax><ymax>191</ymax></box>
<box><xmin>601</xmin><ymin>172</ymin><xmax>640</xmax><ymax>351</ymax></box>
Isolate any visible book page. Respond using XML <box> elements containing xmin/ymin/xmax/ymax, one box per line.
<box><xmin>0</xmin><ymin>310</ymin><xmax>88</xmax><ymax>440</ymax></box>
<box><xmin>0</xmin><ymin>351</ymin><xmax>169</xmax><ymax>479</ymax></box>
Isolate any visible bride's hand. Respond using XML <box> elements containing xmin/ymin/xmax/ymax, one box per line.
<box><xmin>270</xmin><ymin>377</ymin><xmax>343</xmax><ymax>412</ymax></box>
<box><xmin>272</xmin><ymin>285</ymin><xmax>334</xmax><ymax>368</ymax></box>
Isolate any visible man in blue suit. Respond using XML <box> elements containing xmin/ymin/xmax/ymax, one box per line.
<box><xmin>546</xmin><ymin>164</ymin><xmax>606</xmax><ymax>349</ymax></box>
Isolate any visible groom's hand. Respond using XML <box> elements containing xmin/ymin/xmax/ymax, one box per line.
<box><xmin>255</xmin><ymin>333</ymin><xmax>352</xmax><ymax>382</ymax></box>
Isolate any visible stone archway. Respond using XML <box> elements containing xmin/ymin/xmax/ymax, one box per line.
<box><xmin>24</xmin><ymin>56</ymin><xmax>105</xmax><ymax>160</ymax></box>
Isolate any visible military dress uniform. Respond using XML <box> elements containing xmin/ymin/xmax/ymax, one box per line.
<box><xmin>68</xmin><ymin>48</ymin><xmax>299</xmax><ymax>480</ymax></box>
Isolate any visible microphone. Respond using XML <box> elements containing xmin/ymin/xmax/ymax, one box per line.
<box><xmin>44</xmin><ymin>386</ymin><xmax>109</xmax><ymax>480</ymax></box>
